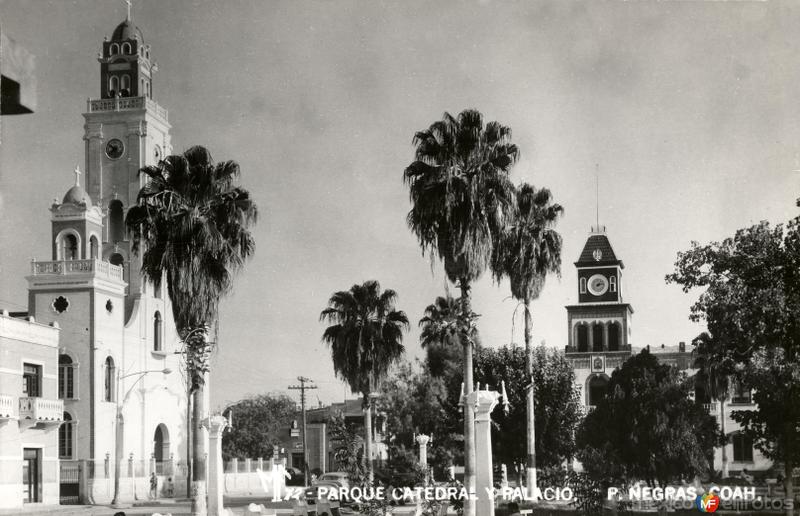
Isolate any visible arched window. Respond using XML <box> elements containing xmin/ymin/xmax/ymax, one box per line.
<box><xmin>608</xmin><ymin>322</ymin><xmax>621</xmax><ymax>351</ymax></box>
<box><xmin>58</xmin><ymin>355</ymin><xmax>75</xmax><ymax>399</ymax></box>
<box><xmin>577</xmin><ymin>324</ymin><xmax>588</xmax><ymax>352</ymax></box>
<box><xmin>579</xmin><ymin>277</ymin><xmax>587</xmax><ymax>294</ymax></box>
<box><xmin>109</xmin><ymin>253</ymin><xmax>124</xmax><ymax>267</ymax></box>
<box><xmin>109</xmin><ymin>76</ymin><xmax>119</xmax><ymax>96</ymax></box>
<box><xmin>89</xmin><ymin>236</ymin><xmax>99</xmax><ymax>260</ymax></box>
<box><xmin>104</xmin><ymin>356</ymin><xmax>115</xmax><ymax>402</ymax></box>
<box><xmin>120</xmin><ymin>75</ymin><xmax>130</xmax><ymax>96</ymax></box>
<box><xmin>146</xmin><ymin>81</ymin><xmax>151</xmax><ymax>98</ymax></box>
<box><xmin>59</xmin><ymin>413</ymin><xmax>74</xmax><ymax>459</ymax></box>
<box><xmin>732</xmin><ymin>433</ymin><xmax>753</xmax><ymax>462</ymax></box>
<box><xmin>121</xmin><ymin>42</ymin><xmax>131</xmax><ymax>54</ymax></box>
<box><xmin>62</xmin><ymin>234</ymin><xmax>79</xmax><ymax>260</ymax></box>
<box><xmin>732</xmin><ymin>381</ymin><xmax>752</xmax><ymax>404</ymax></box>
<box><xmin>109</xmin><ymin>43</ymin><xmax>119</xmax><ymax>55</ymax></box>
<box><xmin>587</xmin><ymin>375</ymin><xmax>609</xmax><ymax>407</ymax></box>
<box><xmin>610</xmin><ymin>276</ymin><xmax>617</xmax><ymax>293</ymax></box>
<box><xmin>108</xmin><ymin>200</ymin><xmax>125</xmax><ymax>243</ymax></box>
<box><xmin>153</xmin><ymin>311</ymin><xmax>163</xmax><ymax>351</ymax></box>
<box><xmin>153</xmin><ymin>424</ymin><xmax>170</xmax><ymax>463</ymax></box>
<box><xmin>592</xmin><ymin>323</ymin><xmax>604</xmax><ymax>352</ymax></box>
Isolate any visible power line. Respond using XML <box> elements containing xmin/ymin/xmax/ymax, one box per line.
<box><xmin>288</xmin><ymin>376</ymin><xmax>317</xmax><ymax>481</ymax></box>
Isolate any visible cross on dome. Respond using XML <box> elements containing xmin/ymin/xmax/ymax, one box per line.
<box><xmin>74</xmin><ymin>165</ymin><xmax>81</xmax><ymax>186</ymax></box>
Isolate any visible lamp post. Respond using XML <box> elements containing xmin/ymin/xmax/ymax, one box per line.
<box><xmin>111</xmin><ymin>367</ymin><xmax>172</xmax><ymax>507</ymax></box>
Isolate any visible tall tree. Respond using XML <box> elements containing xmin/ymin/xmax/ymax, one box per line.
<box><xmin>320</xmin><ymin>280</ymin><xmax>409</xmax><ymax>483</ymax></box>
<box><xmin>473</xmin><ymin>345</ymin><xmax>581</xmax><ymax>475</ymax></box>
<box><xmin>692</xmin><ymin>332</ymin><xmax>733</xmax><ymax>478</ymax></box>
<box><xmin>667</xmin><ymin>219</ymin><xmax>800</xmax><ymax>515</ymax></box>
<box><xmin>404</xmin><ymin>109</ymin><xmax>518</xmax><ymax>515</ymax></box>
<box><xmin>125</xmin><ymin>146</ymin><xmax>257</xmax><ymax>516</ymax></box>
<box><xmin>577</xmin><ymin>350</ymin><xmax>718</xmax><ymax>487</ymax></box>
<box><xmin>492</xmin><ymin>183</ymin><xmax>563</xmax><ymax>493</ymax></box>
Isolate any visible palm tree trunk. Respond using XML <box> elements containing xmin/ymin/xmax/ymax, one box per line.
<box><xmin>190</xmin><ymin>342</ymin><xmax>208</xmax><ymax>516</ymax></box>
<box><xmin>719</xmin><ymin>398</ymin><xmax>728</xmax><ymax>478</ymax></box>
<box><xmin>460</xmin><ymin>280</ymin><xmax>476</xmax><ymax>516</ymax></box>
<box><xmin>524</xmin><ymin>302</ymin><xmax>537</xmax><ymax>498</ymax></box>
<box><xmin>364</xmin><ymin>392</ymin><xmax>373</xmax><ymax>484</ymax></box>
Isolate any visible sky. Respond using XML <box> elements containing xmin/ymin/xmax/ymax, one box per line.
<box><xmin>1</xmin><ymin>0</ymin><xmax>798</xmax><ymax>410</ymax></box>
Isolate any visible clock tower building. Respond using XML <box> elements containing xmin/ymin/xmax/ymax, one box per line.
<box><xmin>564</xmin><ymin>226</ymin><xmax>634</xmax><ymax>408</ymax></box>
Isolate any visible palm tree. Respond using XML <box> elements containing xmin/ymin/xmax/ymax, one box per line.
<box><xmin>125</xmin><ymin>146</ymin><xmax>257</xmax><ymax>516</ymax></box>
<box><xmin>320</xmin><ymin>280</ymin><xmax>409</xmax><ymax>483</ymax></box>
<box><xmin>419</xmin><ymin>294</ymin><xmax>471</xmax><ymax>378</ymax></box>
<box><xmin>492</xmin><ymin>183</ymin><xmax>563</xmax><ymax>495</ymax></box>
<box><xmin>404</xmin><ymin>109</ymin><xmax>518</xmax><ymax>514</ymax></box>
<box><xmin>693</xmin><ymin>331</ymin><xmax>733</xmax><ymax>478</ymax></box>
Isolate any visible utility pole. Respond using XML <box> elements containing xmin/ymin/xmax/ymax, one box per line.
<box><xmin>288</xmin><ymin>376</ymin><xmax>317</xmax><ymax>483</ymax></box>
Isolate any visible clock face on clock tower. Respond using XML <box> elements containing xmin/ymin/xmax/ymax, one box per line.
<box><xmin>587</xmin><ymin>274</ymin><xmax>609</xmax><ymax>296</ymax></box>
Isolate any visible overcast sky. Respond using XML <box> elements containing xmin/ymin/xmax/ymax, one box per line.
<box><xmin>1</xmin><ymin>0</ymin><xmax>798</xmax><ymax>409</ymax></box>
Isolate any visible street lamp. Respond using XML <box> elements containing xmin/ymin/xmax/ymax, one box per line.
<box><xmin>111</xmin><ymin>367</ymin><xmax>172</xmax><ymax>507</ymax></box>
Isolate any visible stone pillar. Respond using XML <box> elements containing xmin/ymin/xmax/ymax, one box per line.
<box><xmin>467</xmin><ymin>389</ymin><xmax>500</xmax><ymax>516</ymax></box>
<box><xmin>587</xmin><ymin>324</ymin><xmax>594</xmax><ymax>351</ymax></box>
<box><xmin>205</xmin><ymin>415</ymin><xmax>229</xmax><ymax>516</ymax></box>
<box><xmin>416</xmin><ymin>434</ymin><xmax>430</xmax><ymax>467</ymax></box>
<box><xmin>603</xmin><ymin>322</ymin><xmax>609</xmax><ymax>351</ymax></box>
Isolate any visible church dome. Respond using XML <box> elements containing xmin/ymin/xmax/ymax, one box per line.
<box><xmin>111</xmin><ymin>20</ymin><xmax>143</xmax><ymax>42</ymax></box>
<box><xmin>62</xmin><ymin>185</ymin><xmax>93</xmax><ymax>208</ymax></box>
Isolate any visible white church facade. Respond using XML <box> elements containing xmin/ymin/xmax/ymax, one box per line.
<box><xmin>0</xmin><ymin>15</ymin><xmax>190</xmax><ymax>509</ymax></box>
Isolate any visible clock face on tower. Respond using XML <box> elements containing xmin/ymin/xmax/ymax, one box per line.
<box><xmin>587</xmin><ymin>274</ymin><xmax>609</xmax><ymax>296</ymax></box>
<box><xmin>105</xmin><ymin>138</ymin><xmax>125</xmax><ymax>159</ymax></box>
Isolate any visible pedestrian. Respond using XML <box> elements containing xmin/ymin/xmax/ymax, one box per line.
<box><xmin>150</xmin><ymin>471</ymin><xmax>158</xmax><ymax>500</ymax></box>
<box><xmin>507</xmin><ymin>501</ymin><xmax>522</xmax><ymax>516</ymax></box>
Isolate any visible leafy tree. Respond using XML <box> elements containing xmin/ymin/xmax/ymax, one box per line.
<box><xmin>492</xmin><ymin>183</ymin><xmax>563</xmax><ymax>492</ymax></box>
<box><xmin>577</xmin><ymin>350</ymin><xmax>718</xmax><ymax>487</ymax></box>
<box><xmin>404</xmin><ymin>110</ymin><xmax>518</xmax><ymax>515</ymax></box>
<box><xmin>320</xmin><ymin>280</ymin><xmax>409</xmax><ymax>481</ymax></box>
<box><xmin>221</xmin><ymin>393</ymin><xmax>297</xmax><ymax>461</ymax></box>
<box><xmin>329</xmin><ymin>412</ymin><xmax>366</xmax><ymax>482</ymax></box>
<box><xmin>667</xmin><ymin>219</ymin><xmax>800</xmax><ymax>513</ymax></box>
<box><xmin>473</xmin><ymin>345</ymin><xmax>581</xmax><ymax>477</ymax></box>
<box><xmin>126</xmin><ymin>146</ymin><xmax>257</xmax><ymax>515</ymax></box>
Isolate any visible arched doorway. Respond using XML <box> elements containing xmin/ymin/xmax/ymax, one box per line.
<box><xmin>587</xmin><ymin>374</ymin><xmax>609</xmax><ymax>407</ymax></box>
<box><xmin>153</xmin><ymin>424</ymin><xmax>170</xmax><ymax>473</ymax></box>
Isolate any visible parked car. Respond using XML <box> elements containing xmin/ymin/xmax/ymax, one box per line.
<box><xmin>316</xmin><ymin>471</ymin><xmax>351</xmax><ymax>490</ymax></box>
<box><xmin>306</xmin><ymin>471</ymin><xmax>351</xmax><ymax>506</ymax></box>
<box><xmin>285</xmin><ymin>466</ymin><xmax>305</xmax><ymax>486</ymax></box>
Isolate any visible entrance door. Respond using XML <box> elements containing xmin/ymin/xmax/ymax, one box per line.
<box><xmin>23</xmin><ymin>448</ymin><xmax>41</xmax><ymax>503</ymax></box>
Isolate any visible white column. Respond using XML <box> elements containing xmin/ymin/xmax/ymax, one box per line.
<box><xmin>467</xmin><ymin>390</ymin><xmax>500</xmax><ymax>516</ymax></box>
<box><xmin>205</xmin><ymin>415</ymin><xmax>229</xmax><ymax>516</ymax></box>
<box><xmin>416</xmin><ymin>434</ymin><xmax>430</xmax><ymax>467</ymax></box>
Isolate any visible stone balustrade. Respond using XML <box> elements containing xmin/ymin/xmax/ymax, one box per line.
<box><xmin>19</xmin><ymin>396</ymin><xmax>63</xmax><ymax>423</ymax></box>
<box><xmin>86</xmin><ymin>96</ymin><xmax>168</xmax><ymax>121</ymax></box>
<box><xmin>0</xmin><ymin>394</ymin><xmax>15</xmax><ymax>419</ymax></box>
<box><xmin>31</xmin><ymin>259</ymin><xmax>124</xmax><ymax>282</ymax></box>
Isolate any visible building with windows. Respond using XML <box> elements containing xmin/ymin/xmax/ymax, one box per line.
<box><xmin>565</xmin><ymin>226</ymin><xmax>771</xmax><ymax>476</ymax></box>
<box><xmin>1</xmin><ymin>15</ymin><xmax>190</xmax><ymax>506</ymax></box>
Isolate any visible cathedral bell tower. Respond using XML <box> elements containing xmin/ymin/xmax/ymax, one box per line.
<box><xmin>82</xmin><ymin>15</ymin><xmax>172</xmax><ymax>305</ymax></box>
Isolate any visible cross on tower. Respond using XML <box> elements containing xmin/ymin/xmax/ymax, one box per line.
<box><xmin>74</xmin><ymin>165</ymin><xmax>81</xmax><ymax>187</ymax></box>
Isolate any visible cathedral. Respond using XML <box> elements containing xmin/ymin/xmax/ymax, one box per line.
<box><xmin>0</xmin><ymin>15</ymin><xmax>189</xmax><ymax>509</ymax></box>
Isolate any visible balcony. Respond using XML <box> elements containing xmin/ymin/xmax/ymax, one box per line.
<box><xmin>19</xmin><ymin>397</ymin><xmax>63</xmax><ymax>426</ymax></box>
<box><xmin>86</xmin><ymin>95</ymin><xmax>168</xmax><ymax>121</ymax></box>
<box><xmin>30</xmin><ymin>259</ymin><xmax>124</xmax><ymax>282</ymax></box>
<box><xmin>703</xmin><ymin>403</ymin><xmax>718</xmax><ymax>415</ymax></box>
<box><xmin>0</xmin><ymin>394</ymin><xmax>15</xmax><ymax>420</ymax></box>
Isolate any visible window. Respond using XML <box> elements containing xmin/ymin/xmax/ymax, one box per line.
<box><xmin>153</xmin><ymin>311</ymin><xmax>163</xmax><ymax>352</ymax></box>
<box><xmin>121</xmin><ymin>42</ymin><xmax>131</xmax><ymax>55</ymax></box>
<box><xmin>104</xmin><ymin>357</ymin><xmax>115</xmax><ymax>402</ymax></box>
<box><xmin>732</xmin><ymin>433</ymin><xmax>753</xmax><ymax>462</ymax></box>
<box><xmin>108</xmin><ymin>200</ymin><xmax>125</xmax><ymax>243</ymax></box>
<box><xmin>109</xmin><ymin>43</ymin><xmax>119</xmax><ymax>55</ymax></box>
<box><xmin>592</xmin><ymin>323</ymin><xmax>604</xmax><ymax>352</ymax></box>
<box><xmin>732</xmin><ymin>382</ymin><xmax>752</xmax><ymax>404</ymax></box>
<box><xmin>109</xmin><ymin>75</ymin><xmax>119</xmax><ymax>95</ymax></box>
<box><xmin>59</xmin><ymin>413</ymin><xmax>74</xmax><ymax>459</ymax></box>
<box><xmin>23</xmin><ymin>364</ymin><xmax>41</xmax><ymax>397</ymax></box>
<box><xmin>62</xmin><ymin>234</ymin><xmax>79</xmax><ymax>260</ymax></box>
<box><xmin>608</xmin><ymin>322</ymin><xmax>621</xmax><ymax>351</ymax></box>
<box><xmin>577</xmin><ymin>324</ymin><xmax>588</xmax><ymax>352</ymax></box>
<box><xmin>610</xmin><ymin>276</ymin><xmax>617</xmax><ymax>293</ymax></box>
<box><xmin>58</xmin><ymin>355</ymin><xmax>75</xmax><ymax>399</ymax></box>
<box><xmin>120</xmin><ymin>74</ymin><xmax>130</xmax><ymax>96</ymax></box>
<box><xmin>579</xmin><ymin>277</ymin><xmax>587</xmax><ymax>294</ymax></box>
